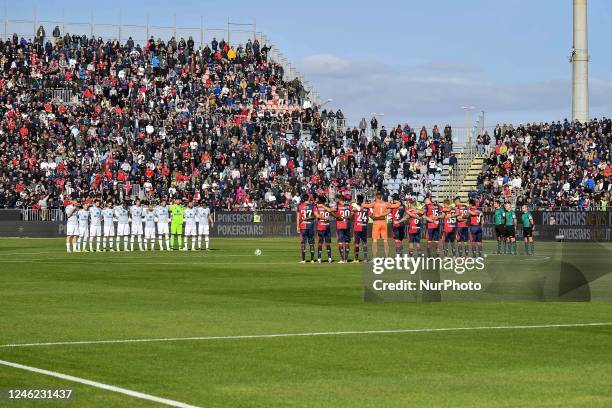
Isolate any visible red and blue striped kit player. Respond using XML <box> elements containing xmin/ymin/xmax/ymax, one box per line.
<box><xmin>424</xmin><ymin>198</ymin><xmax>444</xmax><ymax>256</ymax></box>
<box><xmin>390</xmin><ymin>194</ymin><xmax>406</xmax><ymax>256</ymax></box>
<box><xmin>316</xmin><ymin>200</ymin><xmax>334</xmax><ymax>263</ymax></box>
<box><xmin>468</xmin><ymin>200</ymin><xmax>484</xmax><ymax>257</ymax></box>
<box><xmin>334</xmin><ymin>196</ymin><xmax>352</xmax><ymax>263</ymax></box>
<box><xmin>297</xmin><ymin>195</ymin><xmax>316</xmax><ymax>263</ymax></box>
<box><xmin>455</xmin><ymin>197</ymin><xmax>469</xmax><ymax>255</ymax></box>
<box><xmin>352</xmin><ymin>195</ymin><xmax>370</xmax><ymax>263</ymax></box>
<box><xmin>442</xmin><ymin>204</ymin><xmax>457</xmax><ymax>250</ymax></box>
<box><xmin>406</xmin><ymin>204</ymin><xmax>423</xmax><ymax>256</ymax></box>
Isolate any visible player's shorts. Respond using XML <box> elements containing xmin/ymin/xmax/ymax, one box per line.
<box><xmin>131</xmin><ymin>222</ymin><xmax>143</xmax><ymax>235</ymax></box>
<box><xmin>523</xmin><ymin>227</ymin><xmax>533</xmax><ymax>238</ymax></box>
<box><xmin>505</xmin><ymin>225</ymin><xmax>516</xmax><ymax>238</ymax></box>
<box><xmin>444</xmin><ymin>230</ymin><xmax>456</xmax><ymax>243</ymax></box>
<box><xmin>354</xmin><ymin>229</ymin><xmax>368</xmax><ymax>243</ymax></box>
<box><xmin>408</xmin><ymin>230</ymin><xmax>421</xmax><ymax>243</ymax></box>
<box><xmin>66</xmin><ymin>223</ymin><xmax>78</xmax><ymax>236</ymax></box>
<box><xmin>145</xmin><ymin>226</ymin><xmax>156</xmax><ymax>239</ymax></box>
<box><xmin>392</xmin><ymin>225</ymin><xmax>405</xmax><ymax>241</ymax></box>
<box><xmin>89</xmin><ymin>225</ymin><xmax>101</xmax><ymax>237</ymax></box>
<box><xmin>117</xmin><ymin>223</ymin><xmax>130</xmax><ymax>236</ymax></box>
<box><xmin>470</xmin><ymin>227</ymin><xmax>483</xmax><ymax>242</ymax></box>
<box><xmin>171</xmin><ymin>222</ymin><xmax>183</xmax><ymax>235</ymax></box>
<box><xmin>372</xmin><ymin>221</ymin><xmax>388</xmax><ymax>240</ymax></box>
<box><xmin>495</xmin><ymin>224</ymin><xmax>505</xmax><ymax>238</ymax></box>
<box><xmin>456</xmin><ymin>227</ymin><xmax>469</xmax><ymax>242</ymax></box>
<box><xmin>426</xmin><ymin>226</ymin><xmax>440</xmax><ymax>241</ymax></box>
<box><xmin>336</xmin><ymin>228</ymin><xmax>351</xmax><ymax>243</ymax></box>
<box><xmin>185</xmin><ymin>224</ymin><xmax>198</xmax><ymax>237</ymax></box>
<box><xmin>78</xmin><ymin>224</ymin><xmax>89</xmax><ymax>238</ymax></box>
<box><xmin>317</xmin><ymin>229</ymin><xmax>331</xmax><ymax>243</ymax></box>
<box><xmin>198</xmin><ymin>224</ymin><xmax>210</xmax><ymax>236</ymax></box>
<box><xmin>103</xmin><ymin>222</ymin><xmax>115</xmax><ymax>237</ymax></box>
<box><xmin>157</xmin><ymin>222</ymin><xmax>169</xmax><ymax>235</ymax></box>
<box><xmin>184</xmin><ymin>223</ymin><xmax>197</xmax><ymax>236</ymax></box>
<box><xmin>300</xmin><ymin>228</ymin><xmax>315</xmax><ymax>244</ymax></box>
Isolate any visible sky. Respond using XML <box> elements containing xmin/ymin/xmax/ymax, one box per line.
<box><xmin>5</xmin><ymin>0</ymin><xmax>612</xmax><ymax>128</ymax></box>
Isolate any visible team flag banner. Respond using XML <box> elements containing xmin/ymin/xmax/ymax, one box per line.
<box><xmin>362</xmin><ymin>242</ymin><xmax>612</xmax><ymax>302</ymax></box>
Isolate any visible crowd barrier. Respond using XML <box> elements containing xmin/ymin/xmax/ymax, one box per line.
<box><xmin>0</xmin><ymin>210</ymin><xmax>609</xmax><ymax>241</ymax></box>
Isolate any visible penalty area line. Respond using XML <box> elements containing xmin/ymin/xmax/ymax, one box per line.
<box><xmin>1</xmin><ymin>322</ymin><xmax>610</xmax><ymax>349</ymax></box>
<box><xmin>0</xmin><ymin>359</ymin><xmax>201</xmax><ymax>408</ymax></box>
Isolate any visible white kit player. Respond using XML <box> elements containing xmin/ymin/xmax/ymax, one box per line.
<box><xmin>115</xmin><ymin>201</ymin><xmax>130</xmax><ymax>251</ymax></box>
<box><xmin>65</xmin><ymin>199</ymin><xmax>79</xmax><ymax>253</ymax></box>
<box><xmin>196</xmin><ymin>201</ymin><xmax>213</xmax><ymax>250</ymax></box>
<box><xmin>129</xmin><ymin>199</ymin><xmax>144</xmax><ymax>251</ymax></box>
<box><xmin>77</xmin><ymin>203</ymin><xmax>90</xmax><ymax>252</ymax></box>
<box><xmin>144</xmin><ymin>203</ymin><xmax>157</xmax><ymax>251</ymax></box>
<box><xmin>102</xmin><ymin>201</ymin><xmax>116</xmax><ymax>251</ymax></box>
<box><xmin>88</xmin><ymin>199</ymin><xmax>103</xmax><ymax>252</ymax></box>
<box><xmin>183</xmin><ymin>201</ymin><xmax>197</xmax><ymax>251</ymax></box>
<box><xmin>155</xmin><ymin>200</ymin><xmax>170</xmax><ymax>250</ymax></box>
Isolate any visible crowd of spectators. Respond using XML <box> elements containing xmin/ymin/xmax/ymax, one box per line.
<box><xmin>0</xmin><ymin>32</ymin><xmax>454</xmax><ymax>211</ymax></box>
<box><xmin>5</xmin><ymin>31</ymin><xmax>604</xmax><ymax>213</ymax></box>
<box><xmin>476</xmin><ymin>118</ymin><xmax>611</xmax><ymax>210</ymax></box>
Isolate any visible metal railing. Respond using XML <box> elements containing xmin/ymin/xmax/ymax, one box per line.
<box><xmin>2</xmin><ymin>14</ymin><xmax>321</xmax><ymax>106</ymax></box>
<box><xmin>46</xmin><ymin>88</ymin><xmax>80</xmax><ymax>104</ymax></box>
<box><xmin>21</xmin><ymin>209</ymin><xmax>65</xmax><ymax>221</ymax></box>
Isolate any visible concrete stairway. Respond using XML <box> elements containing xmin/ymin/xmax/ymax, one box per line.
<box><xmin>431</xmin><ymin>147</ymin><xmax>486</xmax><ymax>202</ymax></box>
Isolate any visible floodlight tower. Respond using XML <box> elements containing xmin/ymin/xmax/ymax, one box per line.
<box><xmin>571</xmin><ymin>0</ymin><xmax>589</xmax><ymax>122</ymax></box>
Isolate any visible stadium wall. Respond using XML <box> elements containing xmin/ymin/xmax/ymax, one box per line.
<box><xmin>0</xmin><ymin>211</ymin><xmax>610</xmax><ymax>241</ymax></box>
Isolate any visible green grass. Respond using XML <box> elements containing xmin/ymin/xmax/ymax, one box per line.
<box><xmin>0</xmin><ymin>238</ymin><xmax>611</xmax><ymax>407</ymax></box>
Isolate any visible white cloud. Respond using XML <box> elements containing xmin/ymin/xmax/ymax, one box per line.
<box><xmin>299</xmin><ymin>53</ymin><xmax>612</xmax><ymax>126</ymax></box>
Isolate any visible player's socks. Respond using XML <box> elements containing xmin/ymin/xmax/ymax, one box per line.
<box><xmin>497</xmin><ymin>240</ymin><xmax>502</xmax><ymax>254</ymax></box>
<box><xmin>326</xmin><ymin>244</ymin><xmax>332</xmax><ymax>261</ymax></box>
<box><xmin>524</xmin><ymin>242</ymin><xmax>529</xmax><ymax>255</ymax></box>
<box><xmin>513</xmin><ymin>241</ymin><xmax>517</xmax><ymax>255</ymax></box>
<box><xmin>317</xmin><ymin>244</ymin><xmax>322</xmax><ymax>261</ymax></box>
<box><xmin>165</xmin><ymin>236</ymin><xmax>170</xmax><ymax>250</ymax></box>
<box><xmin>72</xmin><ymin>242</ymin><xmax>78</xmax><ymax>251</ymax></box>
<box><xmin>205</xmin><ymin>236</ymin><xmax>210</xmax><ymax>249</ymax></box>
<box><xmin>530</xmin><ymin>242</ymin><xmax>535</xmax><ymax>255</ymax></box>
<box><xmin>363</xmin><ymin>245</ymin><xmax>368</xmax><ymax>262</ymax></box>
<box><xmin>138</xmin><ymin>237</ymin><xmax>144</xmax><ymax>251</ymax></box>
<box><xmin>170</xmin><ymin>235</ymin><xmax>175</xmax><ymax>249</ymax></box>
<box><xmin>124</xmin><ymin>237</ymin><xmax>129</xmax><ymax>251</ymax></box>
<box><xmin>192</xmin><ymin>238</ymin><xmax>196</xmax><ymax>250</ymax></box>
<box><xmin>66</xmin><ymin>243</ymin><xmax>71</xmax><ymax>253</ymax></box>
<box><xmin>354</xmin><ymin>243</ymin><xmax>359</xmax><ymax>261</ymax></box>
<box><xmin>178</xmin><ymin>236</ymin><xmax>183</xmax><ymax>248</ymax></box>
<box><xmin>301</xmin><ymin>242</ymin><xmax>306</xmax><ymax>261</ymax></box>
<box><xmin>88</xmin><ymin>238</ymin><xmax>93</xmax><ymax>251</ymax></box>
<box><xmin>197</xmin><ymin>236</ymin><xmax>202</xmax><ymax>249</ymax></box>
<box><xmin>309</xmin><ymin>244</ymin><xmax>315</xmax><ymax>261</ymax></box>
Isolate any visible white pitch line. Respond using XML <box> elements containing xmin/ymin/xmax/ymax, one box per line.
<box><xmin>1</xmin><ymin>322</ymin><xmax>610</xmax><ymax>349</ymax></box>
<box><xmin>0</xmin><ymin>359</ymin><xmax>201</xmax><ymax>408</ymax></box>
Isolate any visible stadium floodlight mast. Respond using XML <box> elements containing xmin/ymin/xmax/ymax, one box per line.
<box><xmin>571</xmin><ymin>0</ymin><xmax>589</xmax><ymax>122</ymax></box>
<box><xmin>320</xmin><ymin>98</ymin><xmax>333</xmax><ymax>108</ymax></box>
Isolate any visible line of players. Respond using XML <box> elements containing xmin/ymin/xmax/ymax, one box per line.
<box><xmin>63</xmin><ymin>198</ymin><xmax>213</xmax><ymax>253</ymax></box>
<box><xmin>296</xmin><ymin>193</ymin><xmax>485</xmax><ymax>263</ymax></box>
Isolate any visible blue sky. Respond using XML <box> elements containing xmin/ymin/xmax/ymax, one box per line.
<box><xmin>6</xmin><ymin>0</ymin><xmax>612</xmax><ymax>128</ymax></box>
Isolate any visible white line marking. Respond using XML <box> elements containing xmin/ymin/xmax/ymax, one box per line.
<box><xmin>0</xmin><ymin>359</ymin><xmax>201</xmax><ymax>408</ymax></box>
<box><xmin>1</xmin><ymin>322</ymin><xmax>609</xmax><ymax>349</ymax></box>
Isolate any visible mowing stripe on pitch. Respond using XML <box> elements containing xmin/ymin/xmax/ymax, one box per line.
<box><xmin>1</xmin><ymin>322</ymin><xmax>610</xmax><ymax>349</ymax></box>
<box><xmin>0</xmin><ymin>359</ymin><xmax>201</xmax><ymax>408</ymax></box>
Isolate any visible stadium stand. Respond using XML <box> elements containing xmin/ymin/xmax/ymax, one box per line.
<box><xmin>0</xmin><ymin>32</ymin><xmax>608</xmax><ymax>212</ymax></box>
<box><xmin>475</xmin><ymin>119</ymin><xmax>611</xmax><ymax>210</ymax></box>
<box><xmin>0</xmin><ymin>33</ymin><xmax>453</xmax><ymax>211</ymax></box>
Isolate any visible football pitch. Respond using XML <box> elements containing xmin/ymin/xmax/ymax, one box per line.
<box><xmin>1</xmin><ymin>237</ymin><xmax>611</xmax><ymax>407</ymax></box>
